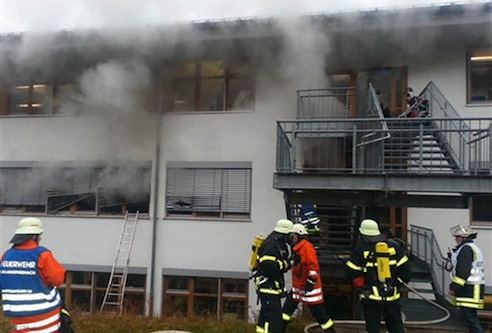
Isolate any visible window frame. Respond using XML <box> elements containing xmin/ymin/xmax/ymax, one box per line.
<box><xmin>60</xmin><ymin>270</ymin><xmax>146</xmax><ymax>315</ymax></box>
<box><xmin>467</xmin><ymin>47</ymin><xmax>492</xmax><ymax>105</ymax></box>
<box><xmin>162</xmin><ymin>275</ymin><xmax>249</xmax><ymax>319</ymax></box>
<box><xmin>470</xmin><ymin>195</ymin><xmax>492</xmax><ymax>226</ymax></box>
<box><xmin>0</xmin><ymin>162</ymin><xmax>151</xmax><ymax>216</ymax></box>
<box><xmin>169</xmin><ymin>60</ymin><xmax>255</xmax><ymax>112</ymax></box>
<box><xmin>165</xmin><ymin>161</ymin><xmax>252</xmax><ymax>220</ymax></box>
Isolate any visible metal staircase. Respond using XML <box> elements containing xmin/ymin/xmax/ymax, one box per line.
<box><xmin>408</xmin><ymin>225</ymin><xmax>454</xmax><ymax>308</ymax></box>
<box><xmin>384</xmin><ymin>120</ymin><xmax>460</xmax><ymax>173</ymax></box>
<box><xmin>100</xmin><ymin>211</ymin><xmax>139</xmax><ymax>314</ymax></box>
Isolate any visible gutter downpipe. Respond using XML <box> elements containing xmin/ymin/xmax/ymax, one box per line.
<box><xmin>148</xmin><ymin>75</ymin><xmax>163</xmax><ymax>316</ymax></box>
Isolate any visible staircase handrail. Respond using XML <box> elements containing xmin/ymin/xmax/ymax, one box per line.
<box><xmin>358</xmin><ymin>83</ymin><xmax>391</xmax><ymax>146</ymax></box>
<box><xmin>423</xmin><ymin>82</ymin><xmax>472</xmax><ymax>170</ymax></box>
<box><xmin>409</xmin><ymin>224</ymin><xmax>452</xmax><ymax>302</ymax></box>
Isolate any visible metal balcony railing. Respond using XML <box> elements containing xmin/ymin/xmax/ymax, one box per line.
<box><xmin>276</xmin><ymin>117</ymin><xmax>491</xmax><ymax>175</ymax></box>
<box><xmin>277</xmin><ymin>82</ymin><xmax>492</xmax><ymax>176</ymax></box>
<box><xmin>409</xmin><ymin>225</ymin><xmax>452</xmax><ymax>302</ymax></box>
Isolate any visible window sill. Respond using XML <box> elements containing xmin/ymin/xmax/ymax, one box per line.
<box><xmin>466</xmin><ymin>103</ymin><xmax>492</xmax><ymax>107</ymax></box>
<box><xmin>163</xmin><ymin>215</ymin><xmax>251</xmax><ymax>223</ymax></box>
<box><xmin>164</xmin><ymin>109</ymin><xmax>255</xmax><ymax>115</ymax></box>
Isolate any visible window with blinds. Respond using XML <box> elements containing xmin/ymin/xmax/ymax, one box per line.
<box><xmin>0</xmin><ymin>163</ymin><xmax>151</xmax><ymax>215</ymax></box>
<box><xmin>166</xmin><ymin>162</ymin><xmax>252</xmax><ymax>219</ymax></box>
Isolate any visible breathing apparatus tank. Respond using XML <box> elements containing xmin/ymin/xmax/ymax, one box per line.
<box><xmin>248</xmin><ymin>235</ymin><xmax>265</xmax><ymax>270</ymax></box>
<box><xmin>375</xmin><ymin>241</ymin><xmax>391</xmax><ymax>295</ymax></box>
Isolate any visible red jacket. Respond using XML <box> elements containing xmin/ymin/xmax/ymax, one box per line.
<box><xmin>291</xmin><ymin>238</ymin><xmax>324</xmax><ymax>304</ymax></box>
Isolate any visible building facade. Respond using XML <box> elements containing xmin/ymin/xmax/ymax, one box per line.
<box><xmin>0</xmin><ymin>1</ymin><xmax>491</xmax><ymax>320</ymax></box>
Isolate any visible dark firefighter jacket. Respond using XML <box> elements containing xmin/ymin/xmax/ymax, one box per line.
<box><xmin>255</xmin><ymin>231</ymin><xmax>291</xmax><ymax>296</ymax></box>
<box><xmin>449</xmin><ymin>240</ymin><xmax>485</xmax><ymax>309</ymax></box>
<box><xmin>346</xmin><ymin>238</ymin><xmax>411</xmax><ymax>302</ymax></box>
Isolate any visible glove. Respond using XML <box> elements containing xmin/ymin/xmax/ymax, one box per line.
<box><xmin>352</xmin><ymin>275</ymin><xmax>364</xmax><ymax>288</ymax></box>
<box><xmin>304</xmin><ymin>277</ymin><xmax>316</xmax><ymax>292</ymax></box>
<box><xmin>291</xmin><ymin>254</ymin><xmax>300</xmax><ymax>266</ymax></box>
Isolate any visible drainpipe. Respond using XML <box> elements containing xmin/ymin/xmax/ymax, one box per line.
<box><xmin>148</xmin><ymin>75</ymin><xmax>163</xmax><ymax>316</ymax></box>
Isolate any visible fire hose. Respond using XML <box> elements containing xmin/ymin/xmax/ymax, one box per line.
<box><xmin>303</xmin><ymin>280</ymin><xmax>451</xmax><ymax>333</ymax></box>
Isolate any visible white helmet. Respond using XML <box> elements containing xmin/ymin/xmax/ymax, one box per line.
<box><xmin>450</xmin><ymin>224</ymin><xmax>477</xmax><ymax>238</ymax></box>
<box><xmin>359</xmin><ymin>219</ymin><xmax>380</xmax><ymax>236</ymax></box>
<box><xmin>274</xmin><ymin>219</ymin><xmax>294</xmax><ymax>234</ymax></box>
<box><xmin>293</xmin><ymin>223</ymin><xmax>308</xmax><ymax>235</ymax></box>
<box><xmin>15</xmin><ymin>217</ymin><xmax>44</xmax><ymax>235</ymax></box>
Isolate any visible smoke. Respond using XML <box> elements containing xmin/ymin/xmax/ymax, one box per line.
<box><xmin>1</xmin><ymin>0</ymin><xmax>472</xmax><ymax>34</ymax></box>
<box><xmin>77</xmin><ymin>59</ymin><xmax>152</xmax><ymax>115</ymax></box>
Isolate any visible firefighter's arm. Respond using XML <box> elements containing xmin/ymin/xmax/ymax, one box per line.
<box><xmin>38</xmin><ymin>250</ymin><xmax>66</xmax><ymax>287</ymax></box>
<box><xmin>345</xmin><ymin>250</ymin><xmax>365</xmax><ymax>281</ymax></box>
<box><xmin>258</xmin><ymin>254</ymin><xmax>290</xmax><ymax>277</ymax></box>
<box><xmin>395</xmin><ymin>252</ymin><xmax>411</xmax><ymax>284</ymax></box>
<box><xmin>305</xmin><ymin>244</ymin><xmax>320</xmax><ymax>291</ymax></box>
<box><xmin>450</xmin><ymin>246</ymin><xmax>473</xmax><ymax>292</ymax></box>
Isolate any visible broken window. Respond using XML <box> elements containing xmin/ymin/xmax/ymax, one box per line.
<box><xmin>0</xmin><ymin>163</ymin><xmax>151</xmax><ymax>215</ymax></box>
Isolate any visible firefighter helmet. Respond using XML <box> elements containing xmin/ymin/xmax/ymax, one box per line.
<box><xmin>274</xmin><ymin>219</ymin><xmax>294</xmax><ymax>234</ymax></box>
<box><xmin>15</xmin><ymin>217</ymin><xmax>44</xmax><ymax>235</ymax></box>
<box><xmin>359</xmin><ymin>219</ymin><xmax>380</xmax><ymax>236</ymax></box>
<box><xmin>293</xmin><ymin>223</ymin><xmax>308</xmax><ymax>235</ymax></box>
<box><xmin>450</xmin><ymin>224</ymin><xmax>477</xmax><ymax>238</ymax></box>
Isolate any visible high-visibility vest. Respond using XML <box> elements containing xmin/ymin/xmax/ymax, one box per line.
<box><xmin>0</xmin><ymin>246</ymin><xmax>62</xmax><ymax>317</ymax></box>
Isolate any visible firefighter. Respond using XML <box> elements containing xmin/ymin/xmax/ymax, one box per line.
<box><xmin>345</xmin><ymin>219</ymin><xmax>411</xmax><ymax>333</ymax></box>
<box><xmin>0</xmin><ymin>217</ymin><xmax>66</xmax><ymax>333</ymax></box>
<box><xmin>448</xmin><ymin>224</ymin><xmax>485</xmax><ymax>333</ymax></box>
<box><xmin>255</xmin><ymin>219</ymin><xmax>294</xmax><ymax>333</ymax></box>
<box><xmin>280</xmin><ymin>224</ymin><xmax>336</xmax><ymax>333</ymax></box>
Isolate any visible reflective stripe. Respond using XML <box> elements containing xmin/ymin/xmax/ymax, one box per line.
<box><xmin>3</xmin><ymin>292</ymin><xmax>61</xmax><ymax>313</ymax></box>
<box><xmin>451</xmin><ymin>284</ymin><xmax>485</xmax><ymax>309</ymax></box>
<box><xmin>363</xmin><ymin>285</ymin><xmax>400</xmax><ymax>301</ymax></box>
<box><xmin>453</xmin><ymin>276</ymin><xmax>466</xmax><ymax>286</ymax></box>
<box><xmin>14</xmin><ymin>312</ymin><xmax>60</xmax><ymax>330</ymax></box>
<box><xmin>346</xmin><ymin>261</ymin><xmax>363</xmax><ymax>271</ymax></box>
<box><xmin>282</xmin><ymin>313</ymin><xmax>291</xmax><ymax>321</ymax></box>
<box><xmin>2</xmin><ymin>287</ymin><xmax>59</xmax><ymax>302</ymax></box>
<box><xmin>258</xmin><ymin>288</ymin><xmax>281</xmax><ymax>295</ymax></box>
<box><xmin>320</xmin><ymin>318</ymin><xmax>334</xmax><ymax>330</ymax></box>
<box><xmin>397</xmin><ymin>255</ymin><xmax>409</xmax><ymax>266</ymax></box>
<box><xmin>256</xmin><ymin>325</ymin><xmax>265</xmax><ymax>333</ymax></box>
<box><xmin>259</xmin><ymin>255</ymin><xmax>276</xmax><ymax>263</ymax></box>
<box><xmin>292</xmin><ymin>287</ymin><xmax>324</xmax><ymax>303</ymax></box>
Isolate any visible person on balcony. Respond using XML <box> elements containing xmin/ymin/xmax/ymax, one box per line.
<box><xmin>448</xmin><ymin>224</ymin><xmax>485</xmax><ymax>333</ymax></box>
<box><xmin>280</xmin><ymin>223</ymin><xmax>336</xmax><ymax>333</ymax></box>
<box><xmin>345</xmin><ymin>219</ymin><xmax>411</xmax><ymax>333</ymax></box>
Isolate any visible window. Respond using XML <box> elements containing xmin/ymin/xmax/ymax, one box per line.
<box><xmin>0</xmin><ymin>82</ymin><xmax>78</xmax><ymax>116</ymax></box>
<box><xmin>170</xmin><ymin>61</ymin><xmax>254</xmax><ymax>111</ymax></box>
<box><xmin>0</xmin><ymin>163</ymin><xmax>151</xmax><ymax>215</ymax></box>
<box><xmin>468</xmin><ymin>47</ymin><xmax>492</xmax><ymax>104</ymax></box>
<box><xmin>162</xmin><ymin>275</ymin><xmax>248</xmax><ymax>319</ymax></box>
<box><xmin>60</xmin><ymin>271</ymin><xmax>146</xmax><ymax>314</ymax></box>
<box><xmin>471</xmin><ymin>195</ymin><xmax>492</xmax><ymax>224</ymax></box>
<box><xmin>10</xmin><ymin>83</ymin><xmax>52</xmax><ymax>115</ymax></box>
<box><xmin>165</xmin><ymin>162</ymin><xmax>252</xmax><ymax>219</ymax></box>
